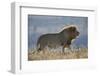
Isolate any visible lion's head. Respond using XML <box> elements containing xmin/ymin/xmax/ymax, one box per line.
<box><xmin>61</xmin><ymin>25</ymin><xmax>80</xmax><ymax>40</ymax></box>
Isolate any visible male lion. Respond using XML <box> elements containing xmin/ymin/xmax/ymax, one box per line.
<box><xmin>37</xmin><ymin>25</ymin><xmax>79</xmax><ymax>53</ymax></box>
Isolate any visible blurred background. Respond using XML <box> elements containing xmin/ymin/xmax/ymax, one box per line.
<box><xmin>28</xmin><ymin>15</ymin><xmax>88</xmax><ymax>50</ymax></box>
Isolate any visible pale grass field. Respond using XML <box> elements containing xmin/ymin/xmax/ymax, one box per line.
<box><xmin>28</xmin><ymin>48</ymin><xmax>88</xmax><ymax>61</ymax></box>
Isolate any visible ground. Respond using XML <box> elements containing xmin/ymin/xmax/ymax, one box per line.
<box><xmin>28</xmin><ymin>48</ymin><xmax>88</xmax><ymax>61</ymax></box>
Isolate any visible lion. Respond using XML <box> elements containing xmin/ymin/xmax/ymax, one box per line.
<box><xmin>36</xmin><ymin>25</ymin><xmax>79</xmax><ymax>53</ymax></box>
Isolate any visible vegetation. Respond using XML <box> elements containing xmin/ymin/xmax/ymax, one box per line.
<box><xmin>28</xmin><ymin>48</ymin><xmax>88</xmax><ymax>61</ymax></box>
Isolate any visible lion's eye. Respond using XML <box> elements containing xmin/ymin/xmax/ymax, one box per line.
<box><xmin>69</xmin><ymin>27</ymin><xmax>76</xmax><ymax>31</ymax></box>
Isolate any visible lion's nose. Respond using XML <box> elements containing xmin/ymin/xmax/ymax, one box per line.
<box><xmin>77</xmin><ymin>31</ymin><xmax>80</xmax><ymax>35</ymax></box>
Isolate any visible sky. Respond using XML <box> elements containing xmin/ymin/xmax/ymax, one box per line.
<box><xmin>28</xmin><ymin>15</ymin><xmax>88</xmax><ymax>49</ymax></box>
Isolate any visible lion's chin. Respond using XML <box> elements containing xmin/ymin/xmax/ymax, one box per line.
<box><xmin>76</xmin><ymin>35</ymin><xmax>79</xmax><ymax>38</ymax></box>
<box><xmin>73</xmin><ymin>35</ymin><xmax>79</xmax><ymax>39</ymax></box>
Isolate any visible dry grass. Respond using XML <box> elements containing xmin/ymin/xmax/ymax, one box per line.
<box><xmin>28</xmin><ymin>48</ymin><xmax>88</xmax><ymax>61</ymax></box>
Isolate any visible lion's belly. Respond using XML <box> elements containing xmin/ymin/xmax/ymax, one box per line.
<box><xmin>46</xmin><ymin>39</ymin><xmax>61</xmax><ymax>48</ymax></box>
